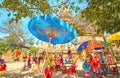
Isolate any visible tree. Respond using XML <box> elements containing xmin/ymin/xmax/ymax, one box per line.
<box><xmin>0</xmin><ymin>38</ymin><xmax>14</xmax><ymax>55</ymax></box>
<box><xmin>0</xmin><ymin>0</ymin><xmax>51</xmax><ymax>22</ymax></box>
<box><xmin>0</xmin><ymin>21</ymin><xmax>30</xmax><ymax>47</ymax></box>
<box><xmin>0</xmin><ymin>0</ymin><xmax>83</xmax><ymax>22</ymax></box>
<box><xmin>81</xmin><ymin>0</ymin><xmax>120</xmax><ymax>34</ymax></box>
<box><xmin>30</xmin><ymin>46</ymin><xmax>39</xmax><ymax>56</ymax></box>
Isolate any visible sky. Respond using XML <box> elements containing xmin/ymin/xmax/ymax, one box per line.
<box><xmin>0</xmin><ymin>0</ymin><xmax>111</xmax><ymax>48</ymax></box>
<box><xmin>0</xmin><ymin>0</ymin><xmax>88</xmax><ymax>38</ymax></box>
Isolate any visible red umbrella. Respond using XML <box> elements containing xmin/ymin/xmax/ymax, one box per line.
<box><xmin>77</xmin><ymin>39</ymin><xmax>105</xmax><ymax>52</ymax></box>
<box><xmin>86</xmin><ymin>40</ymin><xmax>104</xmax><ymax>52</ymax></box>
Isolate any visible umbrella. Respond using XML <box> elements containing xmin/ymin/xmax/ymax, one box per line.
<box><xmin>77</xmin><ymin>40</ymin><xmax>109</xmax><ymax>52</ymax></box>
<box><xmin>28</xmin><ymin>15</ymin><xmax>78</xmax><ymax>44</ymax></box>
<box><xmin>106</xmin><ymin>31</ymin><xmax>120</xmax><ymax>42</ymax></box>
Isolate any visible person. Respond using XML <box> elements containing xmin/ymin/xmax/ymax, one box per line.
<box><xmin>44</xmin><ymin>65</ymin><xmax>53</xmax><ymax>78</ymax></box>
<box><xmin>39</xmin><ymin>60</ymin><xmax>44</xmax><ymax>74</ymax></box>
<box><xmin>72</xmin><ymin>56</ymin><xmax>77</xmax><ymax>64</ymax></box>
<box><xmin>83</xmin><ymin>59</ymin><xmax>90</xmax><ymax>76</ymax></box>
<box><xmin>37</xmin><ymin>54</ymin><xmax>43</xmax><ymax>69</ymax></box>
<box><xmin>13</xmin><ymin>49</ymin><xmax>21</xmax><ymax>61</ymax></box>
<box><xmin>50</xmin><ymin>58</ymin><xmax>55</xmax><ymax>67</ymax></box>
<box><xmin>32</xmin><ymin>55</ymin><xmax>37</xmax><ymax>64</ymax></box>
<box><xmin>67</xmin><ymin>47</ymin><xmax>72</xmax><ymax>59</ymax></box>
<box><xmin>69</xmin><ymin>62</ymin><xmax>77</xmax><ymax>75</ymax></box>
<box><xmin>81</xmin><ymin>50</ymin><xmax>87</xmax><ymax>60</ymax></box>
<box><xmin>76</xmin><ymin>56</ymin><xmax>84</xmax><ymax>71</ymax></box>
<box><xmin>90</xmin><ymin>53</ymin><xmax>101</xmax><ymax>77</ymax></box>
<box><xmin>54</xmin><ymin>55</ymin><xmax>61</xmax><ymax>71</ymax></box>
<box><xmin>0</xmin><ymin>62</ymin><xmax>5</xmax><ymax>76</ymax></box>
<box><xmin>2</xmin><ymin>62</ymin><xmax>6</xmax><ymax>71</ymax></box>
<box><xmin>27</xmin><ymin>53</ymin><xmax>31</xmax><ymax>69</ymax></box>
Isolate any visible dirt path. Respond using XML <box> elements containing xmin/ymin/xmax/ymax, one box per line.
<box><xmin>3</xmin><ymin>62</ymin><xmax>119</xmax><ymax>78</ymax></box>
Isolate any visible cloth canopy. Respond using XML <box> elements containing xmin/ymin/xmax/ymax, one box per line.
<box><xmin>28</xmin><ymin>15</ymin><xmax>78</xmax><ymax>44</ymax></box>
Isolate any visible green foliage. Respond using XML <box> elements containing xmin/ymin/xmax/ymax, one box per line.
<box><xmin>71</xmin><ymin>22</ymin><xmax>84</xmax><ymax>36</ymax></box>
<box><xmin>81</xmin><ymin>0</ymin><xmax>120</xmax><ymax>34</ymax></box>
<box><xmin>0</xmin><ymin>38</ymin><xmax>14</xmax><ymax>55</ymax></box>
<box><xmin>0</xmin><ymin>0</ymin><xmax>85</xmax><ymax>23</ymax></box>
<box><xmin>0</xmin><ymin>0</ymin><xmax>51</xmax><ymax>22</ymax></box>
<box><xmin>30</xmin><ymin>46</ymin><xmax>39</xmax><ymax>54</ymax></box>
<box><xmin>0</xmin><ymin>21</ymin><xmax>34</xmax><ymax>47</ymax></box>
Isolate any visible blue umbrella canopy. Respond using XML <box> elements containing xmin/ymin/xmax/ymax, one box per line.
<box><xmin>28</xmin><ymin>15</ymin><xmax>78</xmax><ymax>44</ymax></box>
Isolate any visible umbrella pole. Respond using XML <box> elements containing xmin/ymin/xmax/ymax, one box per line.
<box><xmin>43</xmin><ymin>38</ymin><xmax>51</xmax><ymax>68</ymax></box>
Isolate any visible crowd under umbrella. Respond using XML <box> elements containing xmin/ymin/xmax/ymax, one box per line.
<box><xmin>28</xmin><ymin>15</ymin><xmax>78</xmax><ymax>68</ymax></box>
<box><xmin>77</xmin><ymin>40</ymin><xmax>110</xmax><ymax>76</ymax></box>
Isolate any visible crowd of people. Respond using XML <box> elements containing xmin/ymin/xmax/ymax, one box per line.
<box><xmin>0</xmin><ymin>48</ymin><xmax>118</xmax><ymax>78</ymax></box>
<box><xmin>24</xmin><ymin>51</ymin><xmax>79</xmax><ymax>78</ymax></box>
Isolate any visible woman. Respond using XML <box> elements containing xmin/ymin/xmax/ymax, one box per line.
<box><xmin>83</xmin><ymin>59</ymin><xmax>90</xmax><ymax>76</ymax></box>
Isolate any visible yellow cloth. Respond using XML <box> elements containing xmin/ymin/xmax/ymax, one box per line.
<box><xmin>106</xmin><ymin>31</ymin><xmax>120</xmax><ymax>42</ymax></box>
<box><xmin>0</xmin><ymin>71</ymin><xmax>5</xmax><ymax>76</ymax></box>
<box><xmin>72</xmin><ymin>57</ymin><xmax>77</xmax><ymax>63</ymax></box>
<box><xmin>81</xmin><ymin>50</ymin><xmax>87</xmax><ymax>60</ymax></box>
<box><xmin>14</xmin><ymin>50</ymin><xmax>20</xmax><ymax>59</ymax></box>
<box><xmin>50</xmin><ymin>60</ymin><xmax>55</xmax><ymax>66</ymax></box>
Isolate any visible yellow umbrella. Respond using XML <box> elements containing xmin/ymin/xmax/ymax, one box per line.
<box><xmin>106</xmin><ymin>31</ymin><xmax>120</xmax><ymax>42</ymax></box>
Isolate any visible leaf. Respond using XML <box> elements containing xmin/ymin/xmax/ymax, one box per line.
<box><xmin>7</xmin><ymin>13</ymin><xmax>11</xmax><ymax>16</ymax></box>
<box><xmin>57</xmin><ymin>0</ymin><xmax>60</xmax><ymax>2</ymax></box>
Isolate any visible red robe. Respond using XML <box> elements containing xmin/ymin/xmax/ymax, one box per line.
<box><xmin>2</xmin><ymin>64</ymin><xmax>6</xmax><ymax>71</ymax></box>
<box><xmin>90</xmin><ymin>54</ymin><xmax>100</xmax><ymax>73</ymax></box>
<box><xmin>44</xmin><ymin>67</ymin><xmax>53</xmax><ymax>78</ymax></box>
<box><xmin>68</xmin><ymin>63</ymin><xmax>77</xmax><ymax>75</ymax></box>
<box><xmin>0</xmin><ymin>65</ymin><xmax>3</xmax><ymax>71</ymax></box>
<box><xmin>54</xmin><ymin>58</ymin><xmax>61</xmax><ymax>70</ymax></box>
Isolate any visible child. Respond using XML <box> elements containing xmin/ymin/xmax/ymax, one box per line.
<box><xmin>83</xmin><ymin>59</ymin><xmax>90</xmax><ymax>76</ymax></box>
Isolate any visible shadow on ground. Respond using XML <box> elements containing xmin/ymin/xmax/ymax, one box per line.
<box><xmin>3</xmin><ymin>70</ymin><xmax>120</xmax><ymax>78</ymax></box>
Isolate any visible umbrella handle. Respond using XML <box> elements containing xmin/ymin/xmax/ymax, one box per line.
<box><xmin>43</xmin><ymin>38</ymin><xmax>52</xmax><ymax>67</ymax></box>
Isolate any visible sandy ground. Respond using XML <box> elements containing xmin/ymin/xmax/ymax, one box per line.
<box><xmin>1</xmin><ymin>61</ymin><xmax>119</xmax><ymax>78</ymax></box>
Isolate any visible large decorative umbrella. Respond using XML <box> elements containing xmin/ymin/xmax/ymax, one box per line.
<box><xmin>77</xmin><ymin>40</ymin><xmax>109</xmax><ymax>52</ymax></box>
<box><xmin>28</xmin><ymin>15</ymin><xmax>78</xmax><ymax>44</ymax></box>
<box><xmin>106</xmin><ymin>31</ymin><xmax>120</xmax><ymax>42</ymax></box>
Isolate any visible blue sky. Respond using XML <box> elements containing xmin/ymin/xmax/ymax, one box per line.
<box><xmin>0</xmin><ymin>0</ymin><xmax>87</xmax><ymax>41</ymax></box>
<box><xmin>0</xmin><ymin>0</ymin><xmax>88</xmax><ymax>40</ymax></box>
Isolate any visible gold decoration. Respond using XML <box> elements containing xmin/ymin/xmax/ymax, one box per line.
<box><xmin>44</xmin><ymin>28</ymin><xmax>60</xmax><ymax>36</ymax></box>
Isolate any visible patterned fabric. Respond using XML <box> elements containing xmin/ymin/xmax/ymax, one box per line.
<box><xmin>28</xmin><ymin>15</ymin><xmax>78</xmax><ymax>44</ymax></box>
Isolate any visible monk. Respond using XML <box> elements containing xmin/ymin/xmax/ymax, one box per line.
<box><xmin>44</xmin><ymin>65</ymin><xmax>53</xmax><ymax>78</ymax></box>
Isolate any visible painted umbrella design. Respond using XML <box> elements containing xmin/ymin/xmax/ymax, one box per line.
<box><xmin>28</xmin><ymin>15</ymin><xmax>78</xmax><ymax>44</ymax></box>
<box><xmin>77</xmin><ymin>40</ymin><xmax>110</xmax><ymax>52</ymax></box>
